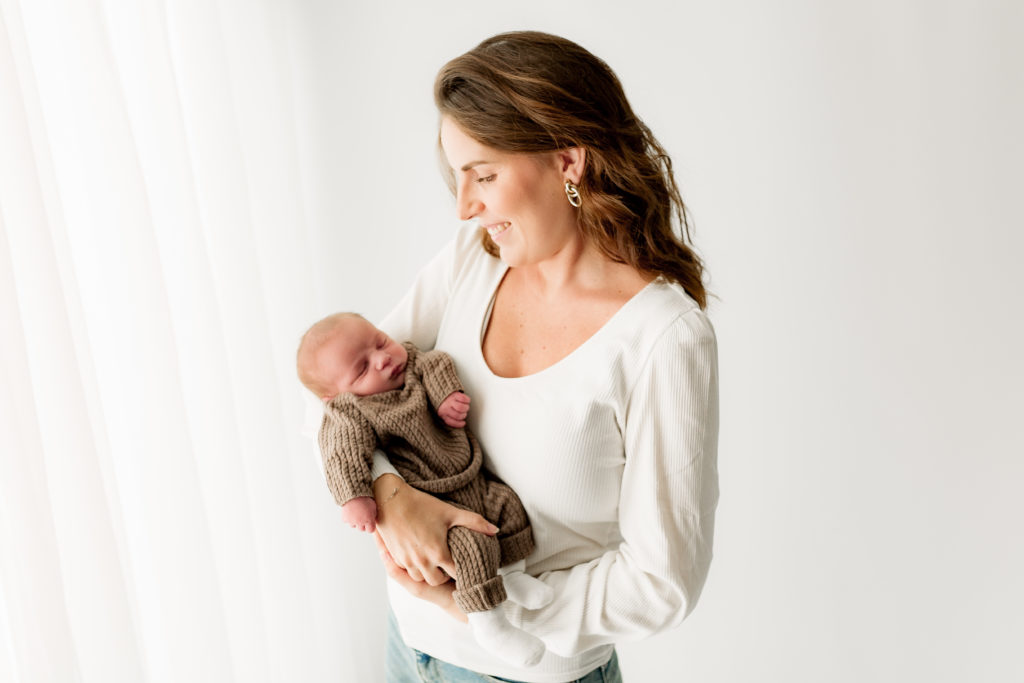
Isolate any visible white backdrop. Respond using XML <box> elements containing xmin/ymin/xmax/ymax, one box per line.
<box><xmin>2</xmin><ymin>0</ymin><xmax>1021</xmax><ymax>681</ymax></box>
<box><xmin>292</xmin><ymin>1</ymin><xmax>1024</xmax><ymax>681</ymax></box>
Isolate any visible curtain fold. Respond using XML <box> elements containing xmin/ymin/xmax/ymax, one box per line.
<box><xmin>0</xmin><ymin>0</ymin><xmax>378</xmax><ymax>680</ymax></box>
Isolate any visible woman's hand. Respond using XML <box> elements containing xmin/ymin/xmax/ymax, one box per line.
<box><xmin>372</xmin><ymin>474</ymin><xmax>498</xmax><ymax>586</ymax></box>
<box><xmin>374</xmin><ymin>532</ymin><xmax>468</xmax><ymax>624</ymax></box>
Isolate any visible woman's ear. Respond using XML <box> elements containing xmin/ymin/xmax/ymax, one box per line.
<box><xmin>555</xmin><ymin>146</ymin><xmax>586</xmax><ymax>185</ymax></box>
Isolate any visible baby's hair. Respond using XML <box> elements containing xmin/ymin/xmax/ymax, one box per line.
<box><xmin>296</xmin><ymin>312</ymin><xmax>365</xmax><ymax>398</ymax></box>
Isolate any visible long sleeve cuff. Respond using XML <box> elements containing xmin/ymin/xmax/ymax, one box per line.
<box><xmin>370</xmin><ymin>450</ymin><xmax>402</xmax><ymax>482</ymax></box>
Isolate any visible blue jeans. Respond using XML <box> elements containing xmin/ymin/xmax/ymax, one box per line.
<box><xmin>385</xmin><ymin>610</ymin><xmax>623</xmax><ymax>683</ymax></box>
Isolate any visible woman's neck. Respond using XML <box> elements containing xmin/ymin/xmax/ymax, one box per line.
<box><xmin>514</xmin><ymin>236</ymin><xmax>647</xmax><ymax>300</ymax></box>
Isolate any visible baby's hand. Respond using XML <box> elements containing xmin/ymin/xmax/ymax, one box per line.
<box><xmin>341</xmin><ymin>496</ymin><xmax>378</xmax><ymax>533</ymax></box>
<box><xmin>437</xmin><ymin>391</ymin><xmax>470</xmax><ymax>429</ymax></box>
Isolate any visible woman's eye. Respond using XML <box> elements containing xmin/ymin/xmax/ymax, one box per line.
<box><xmin>477</xmin><ymin>174</ymin><xmax>496</xmax><ymax>184</ymax></box>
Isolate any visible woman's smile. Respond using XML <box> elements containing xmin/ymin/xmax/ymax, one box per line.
<box><xmin>440</xmin><ymin>117</ymin><xmax>583</xmax><ymax>268</ymax></box>
<box><xmin>485</xmin><ymin>221</ymin><xmax>511</xmax><ymax>239</ymax></box>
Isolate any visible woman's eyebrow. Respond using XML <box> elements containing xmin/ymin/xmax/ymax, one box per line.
<box><xmin>460</xmin><ymin>160</ymin><xmax>491</xmax><ymax>171</ymax></box>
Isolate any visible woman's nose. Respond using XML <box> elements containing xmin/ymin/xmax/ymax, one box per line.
<box><xmin>456</xmin><ymin>184</ymin><xmax>483</xmax><ymax>221</ymax></box>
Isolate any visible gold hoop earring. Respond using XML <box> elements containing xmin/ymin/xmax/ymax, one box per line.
<box><xmin>564</xmin><ymin>180</ymin><xmax>582</xmax><ymax>208</ymax></box>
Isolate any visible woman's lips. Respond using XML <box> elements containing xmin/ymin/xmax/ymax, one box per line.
<box><xmin>485</xmin><ymin>221</ymin><xmax>511</xmax><ymax>239</ymax></box>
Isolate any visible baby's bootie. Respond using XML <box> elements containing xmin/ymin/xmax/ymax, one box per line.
<box><xmin>467</xmin><ymin>608</ymin><xmax>546</xmax><ymax>667</ymax></box>
<box><xmin>464</xmin><ymin>561</ymin><xmax>555</xmax><ymax>666</ymax></box>
<box><xmin>499</xmin><ymin>563</ymin><xmax>555</xmax><ymax>610</ymax></box>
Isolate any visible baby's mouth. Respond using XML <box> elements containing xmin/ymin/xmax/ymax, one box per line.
<box><xmin>390</xmin><ymin>363</ymin><xmax>405</xmax><ymax>380</ymax></box>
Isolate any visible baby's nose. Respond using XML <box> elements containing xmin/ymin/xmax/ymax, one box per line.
<box><xmin>376</xmin><ymin>353</ymin><xmax>391</xmax><ymax>371</ymax></box>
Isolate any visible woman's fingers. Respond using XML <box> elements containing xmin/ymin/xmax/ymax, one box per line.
<box><xmin>374</xmin><ymin>534</ymin><xmax>453</xmax><ymax>598</ymax></box>
<box><xmin>375</xmin><ymin>534</ymin><xmax>421</xmax><ymax>594</ymax></box>
<box><xmin>374</xmin><ymin>532</ymin><xmax>394</xmax><ymax>565</ymax></box>
<box><xmin>405</xmin><ymin>565</ymin><xmax>425</xmax><ymax>583</ymax></box>
<box><xmin>378</xmin><ymin>536</ymin><xmax>454</xmax><ymax>585</ymax></box>
<box><xmin>374</xmin><ymin>483</ymin><xmax>496</xmax><ymax>586</ymax></box>
<box><xmin>449</xmin><ymin>509</ymin><xmax>499</xmax><ymax>537</ymax></box>
<box><xmin>372</xmin><ymin>532</ymin><xmax>448</xmax><ymax>589</ymax></box>
<box><xmin>421</xmin><ymin>565</ymin><xmax>451</xmax><ymax>587</ymax></box>
<box><xmin>434</xmin><ymin>555</ymin><xmax>458</xmax><ymax>581</ymax></box>
<box><xmin>376</xmin><ymin>538</ymin><xmax>460</xmax><ymax>618</ymax></box>
<box><xmin>376</xmin><ymin>535</ymin><xmax>439</xmax><ymax>579</ymax></box>
<box><xmin>403</xmin><ymin>552</ymin><xmax>452</xmax><ymax>585</ymax></box>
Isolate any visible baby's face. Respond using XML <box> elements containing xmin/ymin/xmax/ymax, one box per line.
<box><xmin>316</xmin><ymin>317</ymin><xmax>408</xmax><ymax>399</ymax></box>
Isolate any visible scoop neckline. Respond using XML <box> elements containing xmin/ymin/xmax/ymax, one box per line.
<box><xmin>475</xmin><ymin>265</ymin><xmax>662</xmax><ymax>382</ymax></box>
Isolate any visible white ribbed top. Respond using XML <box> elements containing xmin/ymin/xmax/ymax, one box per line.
<box><xmin>378</xmin><ymin>224</ymin><xmax>719</xmax><ymax>683</ymax></box>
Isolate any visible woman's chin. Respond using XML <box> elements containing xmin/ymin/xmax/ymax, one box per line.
<box><xmin>497</xmin><ymin>250</ymin><xmax>524</xmax><ymax>268</ymax></box>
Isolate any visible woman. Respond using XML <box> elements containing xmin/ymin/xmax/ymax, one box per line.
<box><xmin>368</xmin><ymin>31</ymin><xmax>719</xmax><ymax>682</ymax></box>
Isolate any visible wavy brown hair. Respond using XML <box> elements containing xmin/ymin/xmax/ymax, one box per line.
<box><xmin>434</xmin><ymin>31</ymin><xmax>708</xmax><ymax>309</ymax></box>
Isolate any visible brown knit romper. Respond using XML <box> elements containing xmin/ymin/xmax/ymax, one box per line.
<box><xmin>319</xmin><ymin>343</ymin><xmax>534</xmax><ymax>613</ymax></box>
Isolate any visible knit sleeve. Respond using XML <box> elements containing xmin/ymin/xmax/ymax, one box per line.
<box><xmin>416</xmin><ymin>349</ymin><xmax>465</xmax><ymax>411</ymax></box>
<box><xmin>374</xmin><ymin>225</ymin><xmax>478</xmax><ymax>483</ymax></box>
<box><xmin>318</xmin><ymin>399</ymin><xmax>379</xmax><ymax>506</ymax></box>
<box><xmin>502</xmin><ymin>309</ymin><xmax>720</xmax><ymax>656</ymax></box>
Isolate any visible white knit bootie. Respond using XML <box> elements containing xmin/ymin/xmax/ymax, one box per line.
<box><xmin>501</xmin><ymin>571</ymin><xmax>554</xmax><ymax>610</ymax></box>
<box><xmin>467</xmin><ymin>608</ymin><xmax>545</xmax><ymax>668</ymax></box>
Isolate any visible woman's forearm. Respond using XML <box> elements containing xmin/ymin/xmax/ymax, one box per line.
<box><xmin>373</xmin><ymin>473</ymin><xmax>406</xmax><ymax>505</ymax></box>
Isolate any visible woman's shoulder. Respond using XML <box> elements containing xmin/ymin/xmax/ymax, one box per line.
<box><xmin>445</xmin><ymin>222</ymin><xmax>505</xmax><ymax>298</ymax></box>
<box><xmin>579</xmin><ymin>277</ymin><xmax>715</xmax><ymax>397</ymax></box>
<box><xmin>629</xmin><ymin>277</ymin><xmax>716</xmax><ymax>349</ymax></box>
<box><xmin>449</xmin><ymin>221</ymin><xmax>495</xmax><ymax>270</ymax></box>
<box><xmin>418</xmin><ymin>221</ymin><xmax>502</xmax><ymax>298</ymax></box>
<box><xmin>402</xmin><ymin>222</ymin><xmax>494</xmax><ymax>294</ymax></box>
<box><xmin>605</xmin><ymin>280</ymin><xmax>717</xmax><ymax>407</ymax></box>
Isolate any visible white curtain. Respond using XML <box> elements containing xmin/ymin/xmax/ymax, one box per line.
<box><xmin>0</xmin><ymin>1</ymin><xmax>383</xmax><ymax>681</ymax></box>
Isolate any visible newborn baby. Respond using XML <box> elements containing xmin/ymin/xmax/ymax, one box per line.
<box><xmin>296</xmin><ymin>312</ymin><xmax>552</xmax><ymax>667</ymax></box>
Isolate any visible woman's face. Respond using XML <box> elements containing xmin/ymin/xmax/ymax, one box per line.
<box><xmin>439</xmin><ymin>117</ymin><xmax>580</xmax><ymax>268</ymax></box>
